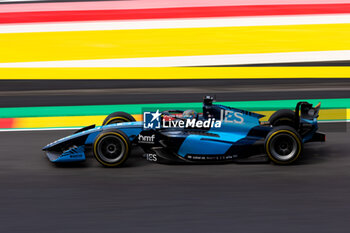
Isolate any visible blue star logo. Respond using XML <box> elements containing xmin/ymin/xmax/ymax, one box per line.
<box><xmin>143</xmin><ymin>110</ymin><xmax>161</xmax><ymax>129</ymax></box>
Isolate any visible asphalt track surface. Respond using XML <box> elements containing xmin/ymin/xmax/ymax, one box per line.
<box><xmin>0</xmin><ymin>78</ymin><xmax>349</xmax><ymax>232</ymax></box>
<box><xmin>1</xmin><ymin>78</ymin><xmax>350</xmax><ymax>107</ymax></box>
<box><xmin>0</xmin><ymin>123</ymin><xmax>349</xmax><ymax>233</ymax></box>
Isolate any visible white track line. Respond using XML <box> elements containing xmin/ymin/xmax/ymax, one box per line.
<box><xmin>1</xmin><ymin>14</ymin><xmax>350</xmax><ymax>33</ymax></box>
<box><xmin>1</xmin><ymin>51</ymin><xmax>350</xmax><ymax>67</ymax></box>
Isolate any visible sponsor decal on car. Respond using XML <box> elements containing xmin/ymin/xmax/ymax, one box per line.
<box><xmin>144</xmin><ymin>109</ymin><xmax>223</xmax><ymax>129</ymax></box>
<box><xmin>162</xmin><ymin>118</ymin><xmax>221</xmax><ymax>128</ymax></box>
<box><xmin>220</xmin><ymin>110</ymin><xmax>244</xmax><ymax>124</ymax></box>
<box><xmin>138</xmin><ymin>134</ymin><xmax>156</xmax><ymax>144</ymax></box>
<box><xmin>144</xmin><ymin>110</ymin><xmax>161</xmax><ymax>129</ymax></box>
<box><xmin>143</xmin><ymin>108</ymin><xmax>246</xmax><ymax>130</ymax></box>
<box><xmin>187</xmin><ymin>154</ymin><xmax>238</xmax><ymax>161</ymax></box>
<box><xmin>145</xmin><ymin>153</ymin><xmax>157</xmax><ymax>162</ymax></box>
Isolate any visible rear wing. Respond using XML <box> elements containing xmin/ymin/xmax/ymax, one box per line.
<box><xmin>295</xmin><ymin>101</ymin><xmax>321</xmax><ymax>129</ymax></box>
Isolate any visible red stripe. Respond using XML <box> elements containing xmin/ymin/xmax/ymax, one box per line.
<box><xmin>0</xmin><ymin>118</ymin><xmax>14</xmax><ymax>128</ymax></box>
<box><xmin>1</xmin><ymin>4</ymin><xmax>350</xmax><ymax>24</ymax></box>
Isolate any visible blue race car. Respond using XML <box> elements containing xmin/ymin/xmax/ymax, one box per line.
<box><xmin>43</xmin><ymin>96</ymin><xmax>325</xmax><ymax>166</ymax></box>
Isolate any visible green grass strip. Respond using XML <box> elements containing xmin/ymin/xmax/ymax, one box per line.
<box><xmin>0</xmin><ymin>98</ymin><xmax>349</xmax><ymax>118</ymax></box>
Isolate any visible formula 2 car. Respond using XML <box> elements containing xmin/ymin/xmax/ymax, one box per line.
<box><xmin>43</xmin><ymin>96</ymin><xmax>325</xmax><ymax>166</ymax></box>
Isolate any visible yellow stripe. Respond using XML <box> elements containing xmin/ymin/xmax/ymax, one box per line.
<box><xmin>1</xmin><ymin>67</ymin><xmax>350</xmax><ymax>79</ymax></box>
<box><xmin>13</xmin><ymin>114</ymin><xmax>142</xmax><ymax>128</ymax></box>
<box><xmin>1</xmin><ymin>24</ymin><xmax>350</xmax><ymax>63</ymax></box>
<box><xmin>259</xmin><ymin>109</ymin><xmax>349</xmax><ymax>121</ymax></box>
<box><xmin>12</xmin><ymin>110</ymin><xmax>348</xmax><ymax>128</ymax></box>
<box><xmin>317</xmin><ymin>109</ymin><xmax>349</xmax><ymax>121</ymax></box>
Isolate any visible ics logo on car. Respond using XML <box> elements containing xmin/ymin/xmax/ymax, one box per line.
<box><xmin>143</xmin><ymin>110</ymin><xmax>161</xmax><ymax>129</ymax></box>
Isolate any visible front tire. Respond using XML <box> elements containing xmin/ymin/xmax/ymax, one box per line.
<box><xmin>102</xmin><ymin>112</ymin><xmax>135</xmax><ymax>126</ymax></box>
<box><xmin>265</xmin><ymin>126</ymin><xmax>303</xmax><ymax>165</ymax></box>
<box><xmin>93</xmin><ymin>131</ymin><xmax>130</xmax><ymax>167</ymax></box>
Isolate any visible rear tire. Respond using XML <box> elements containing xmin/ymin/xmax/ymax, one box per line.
<box><xmin>269</xmin><ymin>109</ymin><xmax>295</xmax><ymax>127</ymax></box>
<box><xmin>102</xmin><ymin>112</ymin><xmax>135</xmax><ymax>126</ymax></box>
<box><xmin>265</xmin><ymin>126</ymin><xmax>303</xmax><ymax>165</ymax></box>
<box><xmin>93</xmin><ymin>130</ymin><xmax>131</xmax><ymax>167</ymax></box>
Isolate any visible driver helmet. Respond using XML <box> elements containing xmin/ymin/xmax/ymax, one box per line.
<box><xmin>182</xmin><ymin>110</ymin><xmax>198</xmax><ymax>119</ymax></box>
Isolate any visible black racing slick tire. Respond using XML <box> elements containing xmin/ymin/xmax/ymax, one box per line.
<box><xmin>102</xmin><ymin>112</ymin><xmax>135</xmax><ymax>126</ymax></box>
<box><xmin>265</xmin><ymin>126</ymin><xmax>303</xmax><ymax>165</ymax></box>
<box><xmin>269</xmin><ymin>109</ymin><xmax>295</xmax><ymax>128</ymax></box>
<box><xmin>93</xmin><ymin>130</ymin><xmax>131</xmax><ymax>167</ymax></box>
